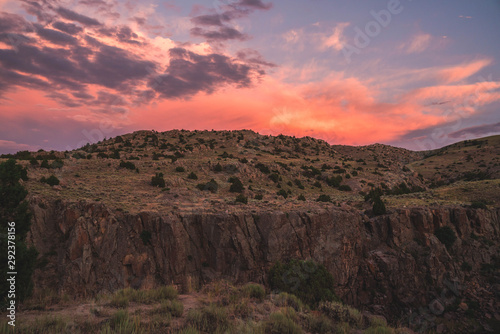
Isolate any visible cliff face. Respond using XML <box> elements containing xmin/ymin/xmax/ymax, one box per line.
<box><xmin>28</xmin><ymin>197</ymin><xmax>499</xmax><ymax>319</ymax></box>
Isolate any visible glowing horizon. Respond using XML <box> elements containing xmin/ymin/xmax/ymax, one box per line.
<box><xmin>1</xmin><ymin>0</ymin><xmax>499</xmax><ymax>154</ymax></box>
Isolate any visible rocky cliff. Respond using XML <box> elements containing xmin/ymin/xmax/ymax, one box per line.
<box><xmin>28</xmin><ymin>196</ymin><xmax>499</xmax><ymax>323</ymax></box>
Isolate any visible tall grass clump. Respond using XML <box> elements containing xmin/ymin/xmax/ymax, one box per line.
<box><xmin>264</xmin><ymin>310</ymin><xmax>302</xmax><ymax>334</ymax></box>
<box><xmin>186</xmin><ymin>304</ymin><xmax>231</xmax><ymax>333</ymax></box>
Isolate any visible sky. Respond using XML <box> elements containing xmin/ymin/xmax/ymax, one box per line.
<box><xmin>0</xmin><ymin>0</ymin><xmax>499</xmax><ymax>154</ymax></box>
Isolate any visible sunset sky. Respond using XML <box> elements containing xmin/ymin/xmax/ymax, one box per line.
<box><xmin>0</xmin><ymin>0</ymin><xmax>499</xmax><ymax>154</ymax></box>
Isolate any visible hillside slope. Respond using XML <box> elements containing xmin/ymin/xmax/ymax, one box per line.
<box><xmin>1</xmin><ymin>130</ymin><xmax>499</xmax><ymax>333</ymax></box>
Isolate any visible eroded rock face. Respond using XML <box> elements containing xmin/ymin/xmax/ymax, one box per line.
<box><xmin>28</xmin><ymin>197</ymin><xmax>499</xmax><ymax>320</ymax></box>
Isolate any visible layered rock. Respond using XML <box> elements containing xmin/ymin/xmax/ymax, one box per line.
<box><xmin>28</xmin><ymin>197</ymin><xmax>499</xmax><ymax>321</ymax></box>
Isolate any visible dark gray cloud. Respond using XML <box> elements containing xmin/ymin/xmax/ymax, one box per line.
<box><xmin>190</xmin><ymin>0</ymin><xmax>272</xmax><ymax>42</ymax></box>
<box><xmin>56</xmin><ymin>7</ymin><xmax>102</xmax><ymax>26</ymax></box>
<box><xmin>149</xmin><ymin>48</ymin><xmax>255</xmax><ymax>99</ymax></box>
<box><xmin>93</xmin><ymin>91</ymin><xmax>128</xmax><ymax>106</ymax></box>
<box><xmin>132</xmin><ymin>17</ymin><xmax>146</xmax><ymax>26</ymax></box>
<box><xmin>45</xmin><ymin>91</ymin><xmax>83</xmax><ymax>107</ymax></box>
<box><xmin>0</xmin><ymin>12</ymin><xmax>34</xmax><ymax>33</ymax></box>
<box><xmin>78</xmin><ymin>0</ymin><xmax>120</xmax><ymax>19</ymax></box>
<box><xmin>0</xmin><ymin>34</ymin><xmax>155</xmax><ymax>102</ymax></box>
<box><xmin>236</xmin><ymin>0</ymin><xmax>272</xmax><ymax>10</ymax></box>
<box><xmin>0</xmin><ymin>32</ymin><xmax>35</xmax><ymax>48</ymax></box>
<box><xmin>0</xmin><ymin>67</ymin><xmax>51</xmax><ymax>93</ymax></box>
<box><xmin>36</xmin><ymin>27</ymin><xmax>78</xmax><ymax>45</ymax></box>
<box><xmin>72</xmin><ymin>91</ymin><xmax>94</xmax><ymax>100</ymax></box>
<box><xmin>0</xmin><ymin>1</ymin><xmax>273</xmax><ymax>108</ymax></box>
<box><xmin>191</xmin><ymin>26</ymin><xmax>249</xmax><ymax>41</ymax></box>
<box><xmin>237</xmin><ymin>49</ymin><xmax>277</xmax><ymax>68</ymax></box>
<box><xmin>81</xmin><ymin>45</ymin><xmax>156</xmax><ymax>89</ymax></box>
<box><xmin>448</xmin><ymin>122</ymin><xmax>500</xmax><ymax>138</ymax></box>
<box><xmin>97</xmin><ymin>25</ymin><xmax>141</xmax><ymax>44</ymax></box>
<box><xmin>20</xmin><ymin>1</ymin><xmax>55</xmax><ymax>24</ymax></box>
<box><xmin>52</xmin><ymin>21</ymin><xmax>83</xmax><ymax>35</ymax></box>
<box><xmin>191</xmin><ymin>13</ymin><xmax>232</xmax><ymax>26</ymax></box>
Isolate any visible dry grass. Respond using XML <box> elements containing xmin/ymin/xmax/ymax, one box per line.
<box><xmin>2</xmin><ymin>280</ymin><xmax>415</xmax><ymax>334</ymax></box>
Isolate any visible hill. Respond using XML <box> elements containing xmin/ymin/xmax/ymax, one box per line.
<box><xmin>1</xmin><ymin>131</ymin><xmax>499</xmax><ymax>333</ymax></box>
<box><xmin>3</xmin><ymin>130</ymin><xmax>499</xmax><ymax>214</ymax></box>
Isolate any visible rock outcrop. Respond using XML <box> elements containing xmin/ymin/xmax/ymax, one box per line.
<box><xmin>28</xmin><ymin>197</ymin><xmax>499</xmax><ymax>323</ymax></box>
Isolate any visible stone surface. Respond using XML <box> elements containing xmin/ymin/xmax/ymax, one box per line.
<box><xmin>27</xmin><ymin>197</ymin><xmax>500</xmax><ymax>322</ymax></box>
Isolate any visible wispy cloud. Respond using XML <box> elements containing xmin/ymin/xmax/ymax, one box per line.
<box><xmin>438</xmin><ymin>59</ymin><xmax>492</xmax><ymax>83</ymax></box>
<box><xmin>321</xmin><ymin>22</ymin><xmax>349</xmax><ymax>51</ymax></box>
<box><xmin>448</xmin><ymin>122</ymin><xmax>500</xmax><ymax>138</ymax></box>
<box><xmin>402</xmin><ymin>33</ymin><xmax>432</xmax><ymax>54</ymax></box>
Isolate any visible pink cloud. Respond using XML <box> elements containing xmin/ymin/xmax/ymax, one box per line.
<box><xmin>403</xmin><ymin>33</ymin><xmax>432</xmax><ymax>54</ymax></box>
<box><xmin>438</xmin><ymin>59</ymin><xmax>492</xmax><ymax>83</ymax></box>
<box><xmin>0</xmin><ymin>140</ymin><xmax>38</xmax><ymax>152</ymax></box>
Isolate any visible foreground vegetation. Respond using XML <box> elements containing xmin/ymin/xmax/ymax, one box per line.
<box><xmin>0</xmin><ymin>281</ymin><xmax>412</xmax><ymax>334</ymax></box>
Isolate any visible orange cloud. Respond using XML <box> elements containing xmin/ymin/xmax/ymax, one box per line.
<box><xmin>6</xmin><ymin>59</ymin><xmax>498</xmax><ymax>151</ymax></box>
<box><xmin>438</xmin><ymin>59</ymin><xmax>492</xmax><ymax>83</ymax></box>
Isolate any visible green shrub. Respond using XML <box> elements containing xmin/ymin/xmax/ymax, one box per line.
<box><xmin>241</xmin><ymin>283</ymin><xmax>265</xmax><ymax>301</ymax></box>
<box><xmin>294</xmin><ymin>179</ymin><xmax>305</xmax><ymax>189</ymax></box>
<box><xmin>40</xmin><ymin>175</ymin><xmax>60</xmax><ymax>186</ymax></box>
<box><xmin>119</xmin><ymin>161</ymin><xmax>136</xmax><ymax>170</ymax></box>
<box><xmin>434</xmin><ymin>226</ymin><xmax>456</xmax><ymax>249</ymax></box>
<box><xmin>264</xmin><ymin>311</ymin><xmax>302</xmax><ymax>334</ymax></box>
<box><xmin>0</xmin><ymin>159</ymin><xmax>37</xmax><ymax>304</ymax></box>
<box><xmin>255</xmin><ymin>194</ymin><xmax>263</xmax><ymax>200</ymax></box>
<box><xmin>107</xmin><ymin>309</ymin><xmax>141</xmax><ymax>333</ymax></box>
<box><xmin>97</xmin><ymin>152</ymin><xmax>109</xmax><ymax>159</ymax></box>
<box><xmin>235</xmin><ymin>194</ymin><xmax>248</xmax><ymax>204</ymax></box>
<box><xmin>31</xmin><ymin>316</ymin><xmax>70</xmax><ymax>333</ymax></box>
<box><xmin>156</xmin><ymin>299</ymin><xmax>184</xmax><ymax>317</ymax></box>
<box><xmin>40</xmin><ymin>159</ymin><xmax>50</xmax><ymax>169</ymax></box>
<box><xmin>110</xmin><ymin>150</ymin><xmax>121</xmax><ymax>160</ymax></box>
<box><xmin>316</xmin><ymin>194</ymin><xmax>331</xmax><ymax>202</ymax></box>
<box><xmin>175</xmin><ymin>166</ymin><xmax>186</xmax><ymax>172</ymax></box>
<box><xmin>273</xmin><ymin>292</ymin><xmax>304</xmax><ymax>311</ymax></box>
<box><xmin>269</xmin><ymin>173</ymin><xmax>280</xmax><ymax>183</ymax></box>
<box><xmin>255</xmin><ymin>163</ymin><xmax>270</xmax><ymax>174</ymax></box>
<box><xmin>151</xmin><ymin>173</ymin><xmax>165</xmax><ymax>188</ymax></box>
<box><xmin>188</xmin><ymin>172</ymin><xmax>198</xmax><ymax>180</ymax></box>
<box><xmin>364</xmin><ymin>325</ymin><xmax>394</xmax><ymax>334</ymax></box>
<box><xmin>306</xmin><ymin>313</ymin><xmax>333</xmax><ymax>334</ymax></box>
<box><xmin>268</xmin><ymin>259</ymin><xmax>338</xmax><ymax>308</ymax></box>
<box><xmin>187</xmin><ymin>304</ymin><xmax>230</xmax><ymax>333</ymax></box>
<box><xmin>197</xmin><ymin>179</ymin><xmax>219</xmax><ymax>193</ymax></box>
<box><xmin>277</xmin><ymin>189</ymin><xmax>288</xmax><ymax>199</ymax></box>
<box><xmin>152</xmin><ymin>286</ymin><xmax>178</xmax><ymax>301</ymax></box>
<box><xmin>109</xmin><ymin>294</ymin><xmax>129</xmax><ymax>308</ymax></box>
<box><xmin>110</xmin><ymin>309</ymin><xmax>129</xmax><ymax>327</ymax></box>
<box><xmin>326</xmin><ymin>175</ymin><xmax>342</xmax><ymax>187</ymax></box>
<box><xmin>372</xmin><ymin>197</ymin><xmax>386</xmax><ymax>215</ymax></box>
<box><xmin>29</xmin><ymin>157</ymin><xmax>39</xmax><ymax>166</ymax></box>
<box><xmin>470</xmin><ymin>201</ymin><xmax>487</xmax><ymax>209</ymax></box>
<box><xmin>49</xmin><ymin>159</ymin><xmax>64</xmax><ymax>169</ymax></box>
<box><xmin>177</xmin><ymin>326</ymin><xmax>200</xmax><ymax>334</ymax></box>
<box><xmin>214</xmin><ymin>163</ymin><xmax>223</xmax><ymax>172</ymax></box>
<box><xmin>298</xmin><ymin>194</ymin><xmax>306</xmax><ymax>201</ymax></box>
<box><xmin>229</xmin><ymin>177</ymin><xmax>244</xmax><ymax>193</ymax></box>
<box><xmin>338</xmin><ymin>185</ymin><xmax>352</xmax><ymax>191</ymax></box>
<box><xmin>318</xmin><ymin>301</ymin><xmax>362</xmax><ymax>327</ymax></box>
<box><xmin>110</xmin><ymin>286</ymin><xmax>178</xmax><ymax>306</ymax></box>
